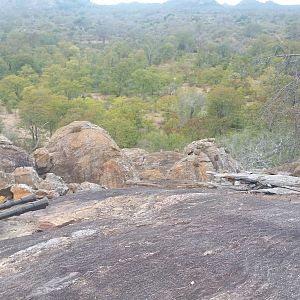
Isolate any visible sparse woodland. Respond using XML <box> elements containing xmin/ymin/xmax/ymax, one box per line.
<box><xmin>0</xmin><ymin>0</ymin><xmax>299</xmax><ymax>168</ymax></box>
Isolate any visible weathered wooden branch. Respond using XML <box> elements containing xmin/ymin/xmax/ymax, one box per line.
<box><xmin>0</xmin><ymin>198</ymin><xmax>49</xmax><ymax>220</ymax></box>
<box><xmin>0</xmin><ymin>194</ymin><xmax>37</xmax><ymax>210</ymax></box>
<box><xmin>212</xmin><ymin>173</ymin><xmax>300</xmax><ymax>194</ymax></box>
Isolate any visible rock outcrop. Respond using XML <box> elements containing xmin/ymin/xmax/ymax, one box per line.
<box><xmin>0</xmin><ymin>167</ymin><xmax>70</xmax><ymax>201</ymax></box>
<box><xmin>12</xmin><ymin>167</ymin><xmax>42</xmax><ymax>189</ymax></box>
<box><xmin>1</xmin><ymin>188</ymin><xmax>299</xmax><ymax>300</ymax></box>
<box><xmin>0</xmin><ymin>171</ymin><xmax>15</xmax><ymax>190</ymax></box>
<box><xmin>32</xmin><ymin>147</ymin><xmax>53</xmax><ymax>174</ymax></box>
<box><xmin>0</xmin><ymin>135</ymin><xmax>33</xmax><ymax>173</ymax></box>
<box><xmin>169</xmin><ymin>139</ymin><xmax>241</xmax><ymax>182</ymax></box>
<box><xmin>38</xmin><ymin>173</ymin><xmax>69</xmax><ymax>197</ymax></box>
<box><xmin>123</xmin><ymin>148</ymin><xmax>184</xmax><ymax>181</ymax></box>
<box><xmin>33</xmin><ymin>121</ymin><xmax>138</xmax><ymax>188</ymax></box>
<box><xmin>10</xmin><ymin>184</ymin><xmax>34</xmax><ymax>200</ymax></box>
<box><xmin>267</xmin><ymin>159</ymin><xmax>300</xmax><ymax>177</ymax></box>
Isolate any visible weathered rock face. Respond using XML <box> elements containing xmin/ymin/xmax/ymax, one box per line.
<box><xmin>122</xmin><ymin>148</ymin><xmax>150</xmax><ymax>167</ymax></box>
<box><xmin>32</xmin><ymin>147</ymin><xmax>53</xmax><ymax>174</ymax></box>
<box><xmin>0</xmin><ymin>135</ymin><xmax>33</xmax><ymax>173</ymax></box>
<box><xmin>10</xmin><ymin>184</ymin><xmax>33</xmax><ymax>200</ymax></box>
<box><xmin>123</xmin><ymin>148</ymin><xmax>184</xmax><ymax>181</ymax></box>
<box><xmin>169</xmin><ymin>139</ymin><xmax>241</xmax><ymax>182</ymax></box>
<box><xmin>142</xmin><ymin>151</ymin><xmax>185</xmax><ymax>181</ymax></box>
<box><xmin>33</xmin><ymin>121</ymin><xmax>138</xmax><ymax>188</ymax></box>
<box><xmin>67</xmin><ymin>182</ymin><xmax>104</xmax><ymax>194</ymax></box>
<box><xmin>1</xmin><ymin>189</ymin><xmax>299</xmax><ymax>300</ymax></box>
<box><xmin>12</xmin><ymin>167</ymin><xmax>41</xmax><ymax>189</ymax></box>
<box><xmin>38</xmin><ymin>173</ymin><xmax>69</xmax><ymax>197</ymax></box>
<box><xmin>0</xmin><ymin>171</ymin><xmax>15</xmax><ymax>190</ymax></box>
<box><xmin>267</xmin><ymin>159</ymin><xmax>300</xmax><ymax>177</ymax></box>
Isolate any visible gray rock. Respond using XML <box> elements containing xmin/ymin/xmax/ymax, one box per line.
<box><xmin>0</xmin><ymin>171</ymin><xmax>15</xmax><ymax>190</ymax></box>
<box><xmin>13</xmin><ymin>167</ymin><xmax>42</xmax><ymax>189</ymax></box>
<box><xmin>38</xmin><ymin>173</ymin><xmax>69</xmax><ymax>196</ymax></box>
<box><xmin>0</xmin><ymin>135</ymin><xmax>33</xmax><ymax>173</ymax></box>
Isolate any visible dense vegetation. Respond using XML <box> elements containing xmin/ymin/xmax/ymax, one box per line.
<box><xmin>0</xmin><ymin>0</ymin><xmax>299</xmax><ymax>168</ymax></box>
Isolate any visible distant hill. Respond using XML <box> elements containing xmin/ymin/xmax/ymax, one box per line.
<box><xmin>0</xmin><ymin>0</ymin><xmax>299</xmax><ymax>13</ymax></box>
<box><xmin>235</xmin><ymin>0</ymin><xmax>280</xmax><ymax>9</ymax></box>
<box><xmin>165</xmin><ymin>0</ymin><xmax>221</xmax><ymax>8</ymax></box>
<box><xmin>163</xmin><ymin>0</ymin><xmax>223</xmax><ymax>11</ymax></box>
<box><xmin>0</xmin><ymin>0</ymin><xmax>92</xmax><ymax>11</ymax></box>
<box><xmin>97</xmin><ymin>0</ymin><xmax>299</xmax><ymax>12</ymax></box>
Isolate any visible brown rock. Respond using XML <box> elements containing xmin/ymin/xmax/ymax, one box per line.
<box><xmin>10</xmin><ymin>184</ymin><xmax>33</xmax><ymax>200</ymax></box>
<box><xmin>0</xmin><ymin>135</ymin><xmax>33</xmax><ymax>173</ymax></box>
<box><xmin>36</xmin><ymin>221</ymin><xmax>57</xmax><ymax>231</ymax></box>
<box><xmin>67</xmin><ymin>183</ymin><xmax>82</xmax><ymax>194</ymax></box>
<box><xmin>35</xmin><ymin>189</ymin><xmax>49</xmax><ymax>199</ymax></box>
<box><xmin>32</xmin><ymin>147</ymin><xmax>53</xmax><ymax>174</ymax></box>
<box><xmin>140</xmin><ymin>169</ymin><xmax>164</xmax><ymax>181</ymax></box>
<box><xmin>47</xmin><ymin>190</ymin><xmax>60</xmax><ymax>199</ymax></box>
<box><xmin>0</xmin><ymin>195</ymin><xmax>7</xmax><ymax>204</ymax></box>
<box><xmin>13</xmin><ymin>167</ymin><xmax>41</xmax><ymax>189</ymax></box>
<box><xmin>33</xmin><ymin>121</ymin><xmax>137</xmax><ymax>188</ymax></box>
<box><xmin>169</xmin><ymin>139</ymin><xmax>241</xmax><ymax>182</ymax></box>
<box><xmin>267</xmin><ymin>159</ymin><xmax>300</xmax><ymax>177</ymax></box>
<box><xmin>123</xmin><ymin>149</ymin><xmax>184</xmax><ymax>181</ymax></box>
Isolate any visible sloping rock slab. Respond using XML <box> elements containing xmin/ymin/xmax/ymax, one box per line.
<box><xmin>0</xmin><ymin>188</ymin><xmax>299</xmax><ymax>299</ymax></box>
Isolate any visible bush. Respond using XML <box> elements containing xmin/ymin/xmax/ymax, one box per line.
<box><xmin>138</xmin><ymin>131</ymin><xmax>190</xmax><ymax>152</ymax></box>
<box><xmin>218</xmin><ymin>126</ymin><xmax>300</xmax><ymax>169</ymax></box>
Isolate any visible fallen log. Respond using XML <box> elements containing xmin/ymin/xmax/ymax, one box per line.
<box><xmin>214</xmin><ymin>173</ymin><xmax>300</xmax><ymax>187</ymax></box>
<box><xmin>0</xmin><ymin>198</ymin><xmax>49</xmax><ymax>220</ymax></box>
<box><xmin>212</xmin><ymin>173</ymin><xmax>300</xmax><ymax>194</ymax></box>
<box><xmin>0</xmin><ymin>194</ymin><xmax>37</xmax><ymax>210</ymax></box>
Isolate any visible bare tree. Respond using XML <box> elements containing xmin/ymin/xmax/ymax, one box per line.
<box><xmin>262</xmin><ymin>48</ymin><xmax>300</xmax><ymax>161</ymax></box>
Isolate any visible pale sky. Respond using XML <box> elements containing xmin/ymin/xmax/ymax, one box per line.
<box><xmin>91</xmin><ymin>0</ymin><xmax>300</xmax><ymax>5</ymax></box>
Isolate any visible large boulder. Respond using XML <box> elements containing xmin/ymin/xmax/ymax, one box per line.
<box><xmin>0</xmin><ymin>135</ymin><xmax>33</xmax><ymax>173</ymax></box>
<box><xmin>169</xmin><ymin>139</ymin><xmax>241</xmax><ymax>182</ymax></box>
<box><xmin>33</xmin><ymin>121</ymin><xmax>138</xmax><ymax>188</ymax></box>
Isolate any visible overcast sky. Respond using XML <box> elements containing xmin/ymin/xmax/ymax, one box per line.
<box><xmin>91</xmin><ymin>0</ymin><xmax>300</xmax><ymax>5</ymax></box>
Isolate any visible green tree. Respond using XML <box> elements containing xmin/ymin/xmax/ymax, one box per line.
<box><xmin>19</xmin><ymin>87</ymin><xmax>69</xmax><ymax>148</ymax></box>
<box><xmin>0</xmin><ymin>75</ymin><xmax>28</xmax><ymax>111</ymax></box>
<box><xmin>207</xmin><ymin>86</ymin><xmax>243</xmax><ymax>135</ymax></box>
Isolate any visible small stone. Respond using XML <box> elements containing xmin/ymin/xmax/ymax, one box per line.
<box><xmin>10</xmin><ymin>184</ymin><xmax>33</xmax><ymax>200</ymax></box>
<box><xmin>0</xmin><ymin>195</ymin><xmax>7</xmax><ymax>204</ymax></box>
